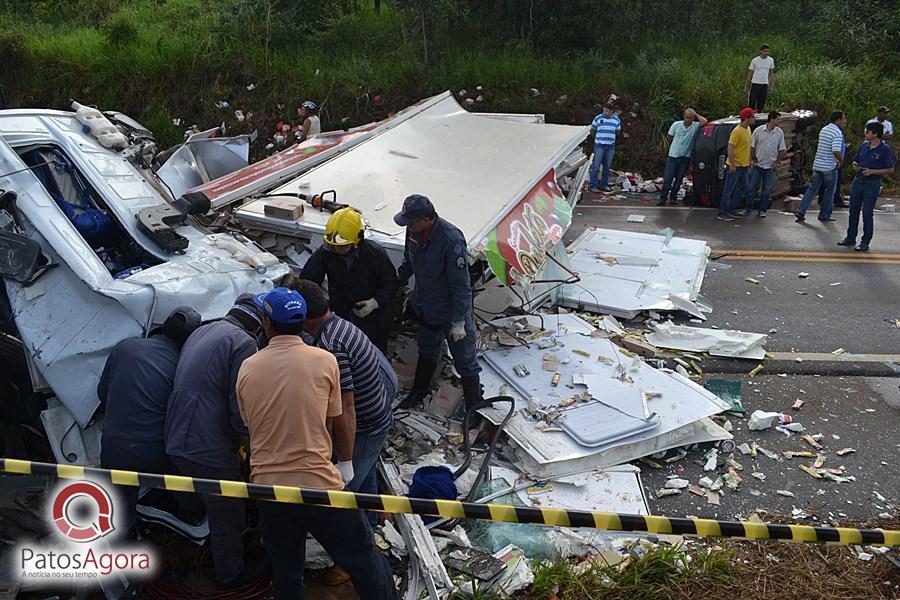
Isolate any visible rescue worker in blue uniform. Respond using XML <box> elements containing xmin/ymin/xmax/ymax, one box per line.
<box><xmin>393</xmin><ymin>194</ymin><xmax>482</xmax><ymax>411</ymax></box>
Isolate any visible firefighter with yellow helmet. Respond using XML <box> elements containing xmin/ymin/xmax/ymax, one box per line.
<box><xmin>300</xmin><ymin>207</ymin><xmax>399</xmax><ymax>352</ymax></box>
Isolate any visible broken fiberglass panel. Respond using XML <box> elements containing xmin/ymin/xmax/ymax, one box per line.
<box><xmin>554</xmin><ymin>228</ymin><xmax>709</xmax><ymax>318</ymax></box>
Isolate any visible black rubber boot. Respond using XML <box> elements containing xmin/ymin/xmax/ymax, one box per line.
<box><xmin>461</xmin><ymin>374</ymin><xmax>486</xmax><ymax>430</ymax></box>
<box><xmin>461</xmin><ymin>375</ymin><xmax>483</xmax><ymax>411</ymax></box>
<box><xmin>396</xmin><ymin>356</ymin><xmax>438</xmax><ymax>410</ymax></box>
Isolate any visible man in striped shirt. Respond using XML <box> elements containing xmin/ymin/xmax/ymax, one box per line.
<box><xmin>588</xmin><ymin>104</ymin><xmax>622</xmax><ymax>192</ymax></box>
<box><xmin>795</xmin><ymin>110</ymin><xmax>847</xmax><ymax>223</ymax></box>
<box><xmin>293</xmin><ymin>279</ymin><xmax>395</xmax><ymax>498</ymax></box>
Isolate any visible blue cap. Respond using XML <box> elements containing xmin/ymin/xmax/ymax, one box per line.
<box><xmin>394</xmin><ymin>194</ymin><xmax>435</xmax><ymax>226</ymax></box>
<box><xmin>256</xmin><ymin>287</ymin><xmax>307</xmax><ymax>324</ymax></box>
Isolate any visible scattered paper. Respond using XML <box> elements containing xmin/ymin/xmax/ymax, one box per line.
<box><xmin>626</xmin><ymin>214</ymin><xmax>646</xmax><ymax>223</ymax></box>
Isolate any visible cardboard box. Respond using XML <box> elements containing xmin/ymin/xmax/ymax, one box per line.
<box><xmin>263</xmin><ymin>200</ymin><xmax>304</xmax><ymax>221</ymax></box>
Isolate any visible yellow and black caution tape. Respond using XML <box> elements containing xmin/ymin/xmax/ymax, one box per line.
<box><xmin>2</xmin><ymin>458</ymin><xmax>898</xmax><ymax>547</ymax></box>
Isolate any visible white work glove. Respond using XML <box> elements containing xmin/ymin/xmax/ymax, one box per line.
<box><xmin>336</xmin><ymin>460</ymin><xmax>355</xmax><ymax>484</ymax></box>
<box><xmin>449</xmin><ymin>321</ymin><xmax>467</xmax><ymax>342</ymax></box>
<box><xmin>352</xmin><ymin>298</ymin><xmax>379</xmax><ymax>318</ymax></box>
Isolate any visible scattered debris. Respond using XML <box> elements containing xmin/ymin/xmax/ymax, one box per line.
<box><xmin>776</xmin><ymin>490</ymin><xmax>796</xmax><ymax>498</ymax></box>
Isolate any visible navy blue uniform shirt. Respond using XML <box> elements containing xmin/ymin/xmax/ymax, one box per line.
<box><xmin>98</xmin><ymin>335</ymin><xmax>180</xmax><ymax>447</ymax></box>
<box><xmin>855</xmin><ymin>141</ymin><xmax>894</xmax><ymax>181</ymax></box>
<box><xmin>398</xmin><ymin>216</ymin><xmax>472</xmax><ymax>326</ymax></box>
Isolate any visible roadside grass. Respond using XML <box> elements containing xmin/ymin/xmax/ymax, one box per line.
<box><xmin>2</xmin><ymin>0</ymin><xmax>898</xmax><ymax>185</ymax></box>
<box><xmin>449</xmin><ymin>544</ymin><xmax>733</xmax><ymax>600</ymax></box>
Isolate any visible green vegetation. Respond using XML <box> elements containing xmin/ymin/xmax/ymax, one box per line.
<box><xmin>449</xmin><ymin>544</ymin><xmax>733</xmax><ymax>600</ymax></box>
<box><xmin>2</xmin><ymin>0</ymin><xmax>899</xmax><ymax>173</ymax></box>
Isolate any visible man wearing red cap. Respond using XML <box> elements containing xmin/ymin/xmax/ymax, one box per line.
<box><xmin>718</xmin><ymin>108</ymin><xmax>755</xmax><ymax>221</ymax></box>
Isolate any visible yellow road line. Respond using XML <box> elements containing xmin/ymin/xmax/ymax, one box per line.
<box><xmin>715</xmin><ymin>249</ymin><xmax>900</xmax><ymax>259</ymax></box>
<box><xmin>717</xmin><ymin>256</ymin><xmax>900</xmax><ymax>264</ymax></box>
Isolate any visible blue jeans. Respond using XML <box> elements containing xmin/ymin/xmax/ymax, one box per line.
<box><xmin>417</xmin><ymin>312</ymin><xmax>480</xmax><ymax>378</ymax></box>
<box><xmin>798</xmin><ymin>168</ymin><xmax>836</xmax><ymax>219</ymax></box>
<box><xmin>348</xmin><ymin>377</ymin><xmax>393</xmax><ymax>496</ymax></box>
<box><xmin>660</xmin><ymin>156</ymin><xmax>690</xmax><ymax>203</ymax></box>
<box><xmin>846</xmin><ymin>176</ymin><xmax>881</xmax><ymax>245</ymax></box>
<box><xmin>744</xmin><ymin>165</ymin><xmax>776</xmax><ymax>212</ymax></box>
<box><xmin>818</xmin><ymin>166</ymin><xmax>842</xmax><ymax>205</ymax></box>
<box><xmin>719</xmin><ymin>166</ymin><xmax>749</xmax><ymax>215</ymax></box>
<box><xmin>589</xmin><ymin>144</ymin><xmax>615</xmax><ymax>189</ymax></box>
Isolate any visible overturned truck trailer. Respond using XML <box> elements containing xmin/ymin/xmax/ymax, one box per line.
<box><xmin>224</xmin><ymin>91</ymin><xmax>591</xmax><ymax>308</ymax></box>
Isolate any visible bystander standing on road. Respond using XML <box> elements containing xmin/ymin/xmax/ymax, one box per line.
<box><xmin>744</xmin><ymin>44</ymin><xmax>775</xmax><ymax>112</ymax></box>
<box><xmin>838</xmin><ymin>121</ymin><xmax>894</xmax><ymax>252</ymax></box>
<box><xmin>658</xmin><ymin>108</ymin><xmax>707</xmax><ymax>206</ymax></box>
<box><xmin>588</xmin><ymin>104</ymin><xmax>622</xmax><ymax>193</ymax></box>
<box><xmin>717</xmin><ymin>107</ymin><xmax>755</xmax><ymax>221</ymax></box>
<box><xmin>98</xmin><ymin>306</ymin><xmax>201</xmax><ymax>535</ymax></box>
<box><xmin>236</xmin><ymin>287</ymin><xmax>397</xmax><ymax>600</ymax></box>
<box><xmin>165</xmin><ymin>294</ymin><xmax>263</xmax><ymax>589</ymax></box>
<box><xmin>743</xmin><ymin>111</ymin><xmax>786</xmax><ymax>217</ymax></box>
<box><xmin>795</xmin><ymin>110</ymin><xmax>847</xmax><ymax>223</ymax></box>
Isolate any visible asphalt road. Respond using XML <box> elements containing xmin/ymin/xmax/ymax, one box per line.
<box><xmin>571</xmin><ymin>195</ymin><xmax>900</xmax><ymax>522</ymax></box>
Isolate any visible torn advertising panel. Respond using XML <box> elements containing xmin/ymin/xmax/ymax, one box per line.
<box><xmin>554</xmin><ymin>227</ymin><xmax>710</xmax><ymax>319</ymax></box>
<box><xmin>646</xmin><ymin>321</ymin><xmax>768</xmax><ymax>359</ymax></box>
<box><xmin>233</xmin><ymin>91</ymin><xmax>589</xmax><ymax>283</ymax></box>
<box><xmin>480</xmin><ymin>169</ymin><xmax>570</xmax><ymax>286</ymax></box>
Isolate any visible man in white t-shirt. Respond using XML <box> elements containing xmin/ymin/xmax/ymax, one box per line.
<box><xmin>866</xmin><ymin>106</ymin><xmax>893</xmax><ymax>141</ymax></box>
<box><xmin>744</xmin><ymin>44</ymin><xmax>775</xmax><ymax>112</ymax></box>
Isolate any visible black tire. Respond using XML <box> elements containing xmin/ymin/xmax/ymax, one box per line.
<box><xmin>791</xmin><ymin>109</ymin><xmax>818</xmax><ymax>131</ymax></box>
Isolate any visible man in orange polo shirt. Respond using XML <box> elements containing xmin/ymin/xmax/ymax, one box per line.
<box><xmin>236</xmin><ymin>287</ymin><xmax>396</xmax><ymax>600</ymax></box>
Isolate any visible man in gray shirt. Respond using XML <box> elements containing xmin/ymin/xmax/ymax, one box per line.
<box><xmin>743</xmin><ymin>111</ymin><xmax>786</xmax><ymax>217</ymax></box>
<box><xmin>165</xmin><ymin>293</ymin><xmax>263</xmax><ymax>588</ymax></box>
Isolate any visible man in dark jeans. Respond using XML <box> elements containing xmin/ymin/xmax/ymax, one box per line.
<box><xmin>838</xmin><ymin>121</ymin><xmax>895</xmax><ymax>252</ymax></box>
<box><xmin>165</xmin><ymin>294</ymin><xmax>263</xmax><ymax>588</ymax></box>
<box><xmin>98</xmin><ymin>306</ymin><xmax>201</xmax><ymax>535</ymax></box>
<box><xmin>237</xmin><ymin>287</ymin><xmax>397</xmax><ymax>600</ymax></box>
<box><xmin>744</xmin><ymin>44</ymin><xmax>774</xmax><ymax>112</ymax></box>
<box><xmin>658</xmin><ymin>108</ymin><xmax>707</xmax><ymax>206</ymax></box>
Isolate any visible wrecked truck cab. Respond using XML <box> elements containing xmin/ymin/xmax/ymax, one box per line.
<box><xmin>0</xmin><ymin>108</ymin><xmax>289</xmax><ymax>465</ymax></box>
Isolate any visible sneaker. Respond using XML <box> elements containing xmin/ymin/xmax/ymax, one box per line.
<box><xmin>717</xmin><ymin>214</ymin><xmax>736</xmax><ymax>222</ymax></box>
<box><xmin>855</xmin><ymin>244</ymin><xmax>870</xmax><ymax>252</ymax></box>
<box><xmin>837</xmin><ymin>239</ymin><xmax>855</xmax><ymax>246</ymax></box>
<box><xmin>600</xmin><ymin>186</ymin><xmax>613</xmax><ymax>192</ymax></box>
<box><xmin>794</xmin><ymin>211</ymin><xmax>805</xmax><ymax>222</ymax></box>
<box><xmin>758</xmin><ymin>211</ymin><xmax>767</xmax><ymax>218</ymax></box>
<box><xmin>818</xmin><ymin>217</ymin><xmax>836</xmax><ymax>222</ymax></box>
<box><xmin>742</xmin><ymin>210</ymin><xmax>752</xmax><ymax>216</ymax></box>
<box><xmin>728</xmin><ymin>212</ymin><xmax>745</xmax><ymax>219</ymax></box>
<box><xmin>589</xmin><ymin>187</ymin><xmax>602</xmax><ymax>193</ymax></box>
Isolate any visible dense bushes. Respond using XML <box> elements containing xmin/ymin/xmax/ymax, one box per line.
<box><xmin>1</xmin><ymin>0</ymin><xmax>898</xmax><ymax>172</ymax></box>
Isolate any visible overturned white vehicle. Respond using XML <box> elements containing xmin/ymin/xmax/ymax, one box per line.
<box><xmin>0</xmin><ymin>105</ymin><xmax>288</xmax><ymax>465</ymax></box>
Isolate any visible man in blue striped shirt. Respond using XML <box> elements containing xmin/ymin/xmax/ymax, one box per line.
<box><xmin>293</xmin><ymin>279</ymin><xmax>395</xmax><ymax>499</ymax></box>
<box><xmin>795</xmin><ymin>110</ymin><xmax>847</xmax><ymax>223</ymax></box>
<box><xmin>588</xmin><ymin>104</ymin><xmax>622</xmax><ymax>192</ymax></box>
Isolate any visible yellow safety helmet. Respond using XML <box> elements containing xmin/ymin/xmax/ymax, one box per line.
<box><xmin>324</xmin><ymin>207</ymin><xmax>364</xmax><ymax>247</ymax></box>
